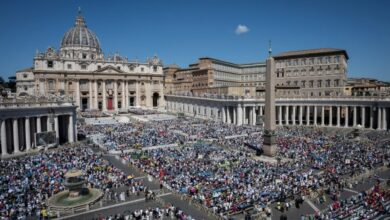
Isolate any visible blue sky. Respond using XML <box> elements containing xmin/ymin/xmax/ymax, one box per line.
<box><xmin>0</xmin><ymin>0</ymin><xmax>389</xmax><ymax>80</ymax></box>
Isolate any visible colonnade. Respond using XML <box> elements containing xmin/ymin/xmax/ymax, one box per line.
<box><xmin>0</xmin><ymin>114</ymin><xmax>75</xmax><ymax>157</ymax></box>
<box><xmin>166</xmin><ymin>97</ymin><xmax>389</xmax><ymax>130</ymax></box>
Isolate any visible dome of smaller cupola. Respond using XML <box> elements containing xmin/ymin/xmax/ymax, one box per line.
<box><xmin>61</xmin><ymin>12</ymin><xmax>101</xmax><ymax>52</ymax></box>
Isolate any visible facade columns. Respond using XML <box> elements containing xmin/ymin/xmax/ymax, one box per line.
<box><xmin>306</xmin><ymin>106</ymin><xmax>310</xmax><ymax>125</ymax></box>
<box><xmin>329</xmin><ymin>106</ymin><xmax>333</xmax><ymax>126</ymax></box>
<box><xmin>361</xmin><ymin>106</ymin><xmax>365</xmax><ymax>128</ymax></box>
<box><xmin>259</xmin><ymin>106</ymin><xmax>263</xmax><ymax>116</ymax></box>
<box><xmin>68</xmin><ymin>115</ymin><xmax>74</xmax><ymax>143</ymax></box>
<box><xmin>25</xmin><ymin>117</ymin><xmax>31</xmax><ymax>151</ymax></box>
<box><xmin>47</xmin><ymin>116</ymin><xmax>52</xmax><ymax>131</ymax></box>
<box><xmin>345</xmin><ymin>106</ymin><xmax>349</xmax><ymax>127</ymax></box>
<box><xmin>353</xmin><ymin>106</ymin><xmax>357</xmax><ymax>127</ymax></box>
<box><xmin>89</xmin><ymin>80</ymin><xmax>93</xmax><ymax>109</ymax></box>
<box><xmin>114</xmin><ymin>80</ymin><xmax>118</xmax><ymax>110</ymax></box>
<box><xmin>299</xmin><ymin>105</ymin><xmax>303</xmax><ymax>125</ymax></box>
<box><xmin>321</xmin><ymin>106</ymin><xmax>325</xmax><ymax>126</ymax></box>
<box><xmin>102</xmin><ymin>81</ymin><xmax>107</xmax><ymax>111</ymax></box>
<box><xmin>75</xmin><ymin>80</ymin><xmax>80</xmax><ymax>108</ymax></box>
<box><xmin>313</xmin><ymin>106</ymin><xmax>317</xmax><ymax>126</ymax></box>
<box><xmin>1</xmin><ymin>120</ymin><xmax>8</xmax><ymax>156</ymax></box>
<box><xmin>122</xmin><ymin>81</ymin><xmax>126</xmax><ymax>110</ymax></box>
<box><xmin>94</xmin><ymin>80</ymin><xmax>98</xmax><ymax>109</ymax></box>
<box><xmin>13</xmin><ymin>119</ymin><xmax>19</xmax><ymax>153</ymax></box>
<box><xmin>125</xmin><ymin>81</ymin><xmax>128</xmax><ymax>109</ymax></box>
<box><xmin>136</xmin><ymin>81</ymin><xmax>140</xmax><ymax>107</ymax></box>
<box><xmin>337</xmin><ymin>106</ymin><xmax>341</xmax><ymax>127</ymax></box>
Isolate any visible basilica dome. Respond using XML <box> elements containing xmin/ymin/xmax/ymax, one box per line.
<box><xmin>61</xmin><ymin>14</ymin><xmax>101</xmax><ymax>52</ymax></box>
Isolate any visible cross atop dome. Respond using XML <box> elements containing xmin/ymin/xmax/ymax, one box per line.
<box><xmin>75</xmin><ymin>7</ymin><xmax>86</xmax><ymax>27</ymax></box>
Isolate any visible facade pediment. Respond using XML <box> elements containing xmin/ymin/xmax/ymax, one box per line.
<box><xmin>94</xmin><ymin>65</ymin><xmax>124</xmax><ymax>74</ymax></box>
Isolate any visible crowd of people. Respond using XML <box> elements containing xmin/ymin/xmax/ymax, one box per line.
<box><xmin>94</xmin><ymin>205</ymin><xmax>194</xmax><ymax>220</ymax></box>
<box><xmin>0</xmin><ymin>145</ymin><xmax>130</xmax><ymax>219</ymax></box>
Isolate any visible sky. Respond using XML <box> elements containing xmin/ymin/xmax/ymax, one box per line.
<box><xmin>0</xmin><ymin>0</ymin><xmax>389</xmax><ymax>80</ymax></box>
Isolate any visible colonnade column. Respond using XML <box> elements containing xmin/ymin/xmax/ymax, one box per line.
<box><xmin>25</xmin><ymin>117</ymin><xmax>31</xmax><ymax>151</ymax></box>
<box><xmin>313</xmin><ymin>106</ymin><xmax>317</xmax><ymax>126</ymax></box>
<box><xmin>278</xmin><ymin>106</ymin><xmax>282</xmax><ymax>125</ymax></box>
<box><xmin>353</xmin><ymin>106</ymin><xmax>357</xmax><ymax>127</ymax></box>
<box><xmin>321</xmin><ymin>106</ymin><xmax>325</xmax><ymax>126</ymax></box>
<box><xmin>54</xmin><ymin>116</ymin><xmax>59</xmax><ymax>143</ymax></box>
<box><xmin>102</xmin><ymin>81</ymin><xmax>107</xmax><ymax>111</ymax></box>
<box><xmin>259</xmin><ymin>106</ymin><xmax>263</xmax><ymax>116</ymax></box>
<box><xmin>345</xmin><ymin>106</ymin><xmax>349</xmax><ymax>128</ymax></box>
<box><xmin>1</xmin><ymin>120</ymin><xmax>8</xmax><ymax>156</ymax></box>
<box><xmin>13</xmin><ymin>119</ymin><xmax>19</xmax><ymax>153</ymax></box>
<box><xmin>94</xmin><ymin>80</ymin><xmax>98</xmax><ymax>109</ymax></box>
<box><xmin>68</xmin><ymin>115</ymin><xmax>74</xmax><ymax>143</ymax></box>
<box><xmin>329</xmin><ymin>106</ymin><xmax>333</xmax><ymax>126</ymax></box>
<box><xmin>299</xmin><ymin>105</ymin><xmax>303</xmax><ymax>125</ymax></box>
<box><xmin>306</xmin><ymin>106</ymin><xmax>310</xmax><ymax>125</ymax></box>
<box><xmin>89</xmin><ymin>80</ymin><xmax>93</xmax><ymax>109</ymax></box>
<box><xmin>36</xmin><ymin>116</ymin><xmax>41</xmax><ymax>133</ymax></box>
<box><xmin>252</xmin><ymin>106</ymin><xmax>256</xmax><ymax>125</ymax></box>
<box><xmin>292</xmin><ymin>106</ymin><xmax>296</xmax><ymax>125</ymax></box>
<box><xmin>382</xmin><ymin>108</ymin><xmax>387</xmax><ymax>130</ymax></box>
<box><xmin>370</xmin><ymin>107</ymin><xmax>374</xmax><ymax>129</ymax></box>
<box><xmin>285</xmin><ymin>106</ymin><xmax>289</xmax><ymax>125</ymax></box>
<box><xmin>227</xmin><ymin>107</ymin><xmax>231</xmax><ymax>124</ymax></box>
<box><xmin>237</xmin><ymin>104</ymin><xmax>243</xmax><ymax>125</ymax></box>
<box><xmin>233</xmin><ymin>107</ymin><xmax>237</xmax><ymax>124</ymax></box>
<box><xmin>125</xmin><ymin>81</ymin><xmax>128</xmax><ymax>109</ymax></box>
<box><xmin>337</xmin><ymin>106</ymin><xmax>341</xmax><ymax>127</ymax></box>
<box><xmin>222</xmin><ymin>106</ymin><xmax>226</xmax><ymax>123</ymax></box>
<box><xmin>377</xmin><ymin>108</ymin><xmax>382</xmax><ymax>130</ymax></box>
<box><xmin>47</xmin><ymin>117</ymin><xmax>52</xmax><ymax>131</ymax></box>
<box><xmin>361</xmin><ymin>106</ymin><xmax>365</xmax><ymax>128</ymax></box>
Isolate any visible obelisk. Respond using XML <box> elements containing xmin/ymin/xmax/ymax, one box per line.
<box><xmin>263</xmin><ymin>43</ymin><xmax>277</xmax><ymax>156</ymax></box>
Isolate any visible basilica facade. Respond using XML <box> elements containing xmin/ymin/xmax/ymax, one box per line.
<box><xmin>16</xmin><ymin>12</ymin><xmax>165</xmax><ymax>111</ymax></box>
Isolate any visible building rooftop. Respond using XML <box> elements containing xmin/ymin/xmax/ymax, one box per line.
<box><xmin>274</xmin><ymin>48</ymin><xmax>349</xmax><ymax>60</ymax></box>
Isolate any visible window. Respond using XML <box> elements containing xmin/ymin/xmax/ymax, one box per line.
<box><xmin>117</xmin><ymin>66</ymin><xmax>121</xmax><ymax>70</ymax></box>
<box><xmin>24</xmin><ymin>86</ymin><xmax>28</xmax><ymax>91</ymax></box>
<box><xmin>309</xmin><ymin>80</ymin><xmax>314</xmax><ymax>88</ymax></box>
<box><xmin>334</xmin><ymin>79</ymin><xmax>340</xmax><ymax>87</ymax></box>
<box><xmin>47</xmin><ymin>61</ymin><xmax>53</xmax><ymax>68</ymax></box>
<box><xmin>153</xmin><ymin>66</ymin><xmax>157</xmax><ymax>72</ymax></box>
<box><xmin>141</xmin><ymin>67</ymin><xmax>144</xmax><ymax>72</ymax></box>
<box><xmin>48</xmin><ymin>80</ymin><xmax>55</xmax><ymax>90</ymax></box>
<box><xmin>97</xmin><ymin>65</ymin><xmax>101</xmax><ymax>70</ymax></box>
<box><xmin>81</xmin><ymin>65</ymin><xmax>87</xmax><ymax>70</ymax></box>
<box><xmin>301</xmin><ymin>80</ymin><xmax>306</xmax><ymax>88</ymax></box>
<box><xmin>67</xmin><ymin>64</ymin><xmax>72</xmax><ymax>69</ymax></box>
<box><xmin>82</xmin><ymin>53</ymin><xmax>87</xmax><ymax>59</ymax></box>
<box><xmin>130</xmin><ymin>66</ymin><xmax>134</xmax><ymax>71</ymax></box>
<box><xmin>23</xmin><ymin>74</ymin><xmax>27</xmax><ymax>78</ymax></box>
<box><xmin>317</xmin><ymin>80</ymin><xmax>322</xmax><ymax>87</ymax></box>
<box><xmin>326</xmin><ymin>79</ymin><xmax>331</xmax><ymax>87</ymax></box>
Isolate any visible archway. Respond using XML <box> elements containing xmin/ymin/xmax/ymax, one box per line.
<box><xmin>152</xmin><ymin>93</ymin><xmax>160</xmax><ymax>107</ymax></box>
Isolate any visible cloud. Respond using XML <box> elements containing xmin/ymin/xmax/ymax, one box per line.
<box><xmin>235</xmin><ymin>24</ymin><xmax>250</xmax><ymax>35</ymax></box>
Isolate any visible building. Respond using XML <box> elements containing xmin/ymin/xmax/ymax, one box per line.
<box><xmin>274</xmin><ymin>48</ymin><xmax>348</xmax><ymax>97</ymax></box>
<box><xmin>0</xmin><ymin>96</ymin><xmax>77</xmax><ymax>158</ymax></box>
<box><xmin>346</xmin><ymin>78</ymin><xmax>390</xmax><ymax>96</ymax></box>
<box><xmin>164</xmin><ymin>57</ymin><xmax>266</xmax><ymax>96</ymax></box>
<box><xmin>16</xmin><ymin>11</ymin><xmax>165</xmax><ymax>111</ymax></box>
<box><xmin>166</xmin><ymin>56</ymin><xmax>390</xmax><ymax>130</ymax></box>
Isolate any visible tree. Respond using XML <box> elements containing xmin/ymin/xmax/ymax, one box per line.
<box><xmin>7</xmin><ymin>76</ymin><xmax>16</xmax><ymax>92</ymax></box>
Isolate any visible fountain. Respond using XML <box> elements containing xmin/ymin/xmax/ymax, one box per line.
<box><xmin>47</xmin><ymin>169</ymin><xmax>102</xmax><ymax>214</ymax></box>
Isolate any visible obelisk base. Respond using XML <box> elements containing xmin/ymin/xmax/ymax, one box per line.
<box><xmin>263</xmin><ymin>132</ymin><xmax>277</xmax><ymax>157</ymax></box>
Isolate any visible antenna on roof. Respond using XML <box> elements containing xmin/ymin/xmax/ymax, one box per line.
<box><xmin>268</xmin><ymin>40</ymin><xmax>272</xmax><ymax>57</ymax></box>
<box><xmin>78</xmin><ymin>6</ymin><xmax>82</xmax><ymax>15</ymax></box>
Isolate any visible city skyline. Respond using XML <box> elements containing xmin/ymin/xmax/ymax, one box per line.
<box><xmin>0</xmin><ymin>0</ymin><xmax>389</xmax><ymax>81</ymax></box>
